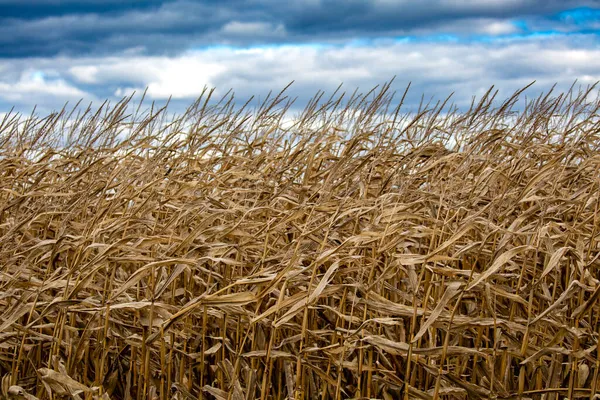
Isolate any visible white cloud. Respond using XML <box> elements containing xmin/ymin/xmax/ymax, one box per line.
<box><xmin>69</xmin><ymin>54</ymin><xmax>225</xmax><ymax>99</ymax></box>
<box><xmin>479</xmin><ymin>21</ymin><xmax>521</xmax><ymax>35</ymax></box>
<box><xmin>221</xmin><ymin>21</ymin><xmax>286</xmax><ymax>37</ymax></box>
<box><xmin>69</xmin><ymin>65</ymin><xmax>100</xmax><ymax>84</ymax></box>
<box><xmin>69</xmin><ymin>57</ymin><xmax>162</xmax><ymax>85</ymax></box>
<box><xmin>1</xmin><ymin>34</ymin><xmax>600</xmax><ymax>114</ymax></box>
<box><xmin>412</xmin><ymin>17</ymin><xmax>522</xmax><ymax>36</ymax></box>
<box><xmin>0</xmin><ymin>69</ymin><xmax>91</xmax><ymax>105</ymax></box>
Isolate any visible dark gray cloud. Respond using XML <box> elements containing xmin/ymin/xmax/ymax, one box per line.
<box><xmin>0</xmin><ymin>0</ymin><xmax>597</xmax><ymax>58</ymax></box>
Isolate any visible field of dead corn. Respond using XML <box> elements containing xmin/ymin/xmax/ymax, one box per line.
<box><xmin>0</xmin><ymin>82</ymin><xmax>599</xmax><ymax>400</ymax></box>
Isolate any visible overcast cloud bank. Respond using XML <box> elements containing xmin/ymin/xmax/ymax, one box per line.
<box><xmin>0</xmin><ymin>0</ymin><xmax>598</xmax><ymax>115</ymax></box>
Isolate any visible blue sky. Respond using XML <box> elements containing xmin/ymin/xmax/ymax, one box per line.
<box><xmin>0</xmin><ymin>0</ymin><xmax>599</xmax><ymax>115</ymax></box>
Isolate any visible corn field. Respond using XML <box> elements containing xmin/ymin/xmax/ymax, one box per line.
<box><xmin>0</xmin><ymin>82</ymin><xmax>599</xmax><ymax>399</ymax></box>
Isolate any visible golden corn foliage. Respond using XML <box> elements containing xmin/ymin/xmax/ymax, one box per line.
<box><xmin>0</xmin><ymin>82</ymin><xmax>599</xmax><ymax>399</ymax></box>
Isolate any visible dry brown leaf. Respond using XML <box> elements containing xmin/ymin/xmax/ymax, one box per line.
<box><xmin>466</xmin><ymin>245</ymin><xmax>532</xmax><ymax>291</ymax></box>
<box><xmin>412</xmin><ymin>281</ymin><xmax>462</xmax><ymax>342</ymax></box>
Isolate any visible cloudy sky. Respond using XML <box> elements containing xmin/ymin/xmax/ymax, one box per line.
<box><xmin>1</xmin><ymin>0</ymin><xmax>599</xmax><ymax>116</ymax></box>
